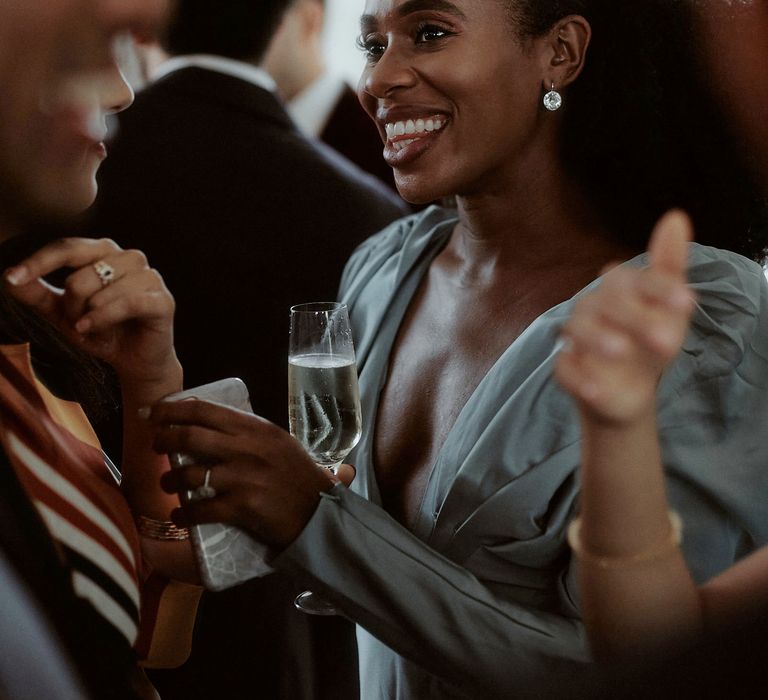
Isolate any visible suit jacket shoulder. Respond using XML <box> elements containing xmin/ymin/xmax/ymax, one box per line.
<box><xmin>90</xmin><ymin>66</ymin><xmax>408</xmax><ymax>425</ymax></box>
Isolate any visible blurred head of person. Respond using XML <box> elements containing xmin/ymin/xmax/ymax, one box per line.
<box><xmin>358</xmin><ymin>0</ymin><xmax>768</xmax><ymax>262</ymax></box>
<box><xmin>696</xmin><ymin>1</ymin><xmax>768</xmax><ymax>193</ymax></box>
<box><xmin>0</xmin><ymin>0</ymin><xmax>171</xmax><ymax>232</ymax></box>
<box><xmin>264</xmin><ymin>0</ymin><xmax>327</xmax><ymax>101</ymax></box>
<box><xmin>162</xmin><ymin>0</ymin><xmax>294</xmax><ymax>64</ymax></box>
<box><xmin>0</xmin><ymin>0</ymin><xmax>172</xmax><ymax>417</ymax></box>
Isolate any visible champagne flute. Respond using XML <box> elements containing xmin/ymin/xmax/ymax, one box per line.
<box><xmin>288</xmin><ymin>302</ymin><xmax>362</xmax><ymax>615</ymax></box>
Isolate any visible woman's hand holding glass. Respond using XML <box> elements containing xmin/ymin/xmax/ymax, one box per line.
<box><xmin>149</xmin><ymin>303</ymin><xmax>360</xmax><ymax>608</ymax></box>
<box><xmin>152</xmin><ymin>400</ymin><xmax>353</xmax><ymax>549</ymax></box>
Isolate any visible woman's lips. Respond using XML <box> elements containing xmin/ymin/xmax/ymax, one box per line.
<box><xmin>53</xmin><ymin>107</ymin><xmax>108</xmax><ymax>159</ymax></box>
<box><xmin>382</xmin><ymin>116</ymin><xmax>449</xmax><ymax>167</ymax></box>
<box><xmin>75</xmin><ymin>110</ymin><xmax>108</xmax><ymax>159</ymax></box>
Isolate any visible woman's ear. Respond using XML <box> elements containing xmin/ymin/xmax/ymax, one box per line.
<box><xmin>540</xmin><ymin>14</ymin><xmax>592</xmax><ymax>91</ymax></box>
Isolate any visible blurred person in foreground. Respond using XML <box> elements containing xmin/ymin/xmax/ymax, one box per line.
<box><xmin>0</xmin><ymin>0</ymin><xmax>206</xmax><ymax>698</ymax></box>
<box><xmin>553</xmin><ymin>2</ymin><xmax>768</xmax><ymax>697</ymax></box>
<box><xmin>88</xmin><ymin>1</ymin><xmax>407</xmax><ymax>698</ymax></box>
<box><xmin>148</xmin><ymin>0</ymin><xmax>768</xmax><ymax>697</ymax></box>
<box><xmin>264</xmin><ymin>0</ymin><xmax>400</xmax><ymax>191</ymax></box>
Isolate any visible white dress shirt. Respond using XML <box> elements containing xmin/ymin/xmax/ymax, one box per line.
<box><xmin>153</xmin><ymin>54</ymin><xmax>277</xmax><ymax>93</ymax></box>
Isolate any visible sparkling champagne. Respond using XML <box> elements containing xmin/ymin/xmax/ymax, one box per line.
<box><xmin>288</xmin><ymin>353</ymin><xmax>362</xmax><ymax>468</ymax></box>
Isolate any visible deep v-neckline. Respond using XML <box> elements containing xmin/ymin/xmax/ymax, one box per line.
<box><xmin>349</xmin><ymin>214</ymin><xmax>649</xmax><ymax>541</ymax></box>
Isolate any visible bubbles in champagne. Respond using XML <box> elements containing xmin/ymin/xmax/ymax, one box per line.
<box><xmin>288</xmin><ymin>353</ymin><xmax>362</xmax><ymax>468</ymax></box>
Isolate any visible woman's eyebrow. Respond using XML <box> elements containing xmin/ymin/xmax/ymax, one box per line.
<box><xmin>396</xmin><ymin>0</ymin><xmax>467</xmax><ymax>19</ymax></box>
<box><xmin>360</xmin><ymin>0</ymin><xmax>467</xmax><ymax>33</ymax></box>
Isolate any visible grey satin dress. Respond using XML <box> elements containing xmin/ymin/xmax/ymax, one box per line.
<box><xmin>276</xmin><ymin>206</ymin><xmax>768</xmax><ymax>699</ymax></box>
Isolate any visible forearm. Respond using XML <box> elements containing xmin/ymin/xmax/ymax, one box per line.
<box><xmin>119</xmin><ymin>357</ymin><xmax>197</xmax><ymax>580</ymax></box>
<box><xmin>120</xmin><ymin>356</ymin><xmax>182</xmax><ymax>513</ymax></box>
<box><xmin>275</xmin><ymin>486</ymin><xmax>588</xmax><ymax>697</ymax></box>
<box><xmin>580</xmin><ymin>410</ymin><xmax>673</xmax><ymax>555</ymax></box>
<box><xmin>699</xmin><ymin>546</ymin><xmax>768</xmax><ymax>629</ymax></box>
<box><xmin>577</xmin><ymin>411</ymin><xmax>702</xmax><ymax>660</ymax></box>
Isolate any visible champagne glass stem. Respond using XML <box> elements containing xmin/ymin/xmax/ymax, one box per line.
<box><xmin>292</xmin><ymin>460</ymin><xmax>344</xmax><ymax>615</ymax></box>
<box><xmin>293</xmin><ymin>590</ymin><xmax>338</xmax><ymax>616</ymax></box>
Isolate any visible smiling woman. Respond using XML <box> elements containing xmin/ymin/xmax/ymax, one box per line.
<box><xmin>358</xmin><ymin>0</ymin><xmax>553</xmax><ymax>205</ymax></box>
<box><xmin>150</xmin><ymin>1</ymin><xmax>768</xmax><ymax>698</ymax></box>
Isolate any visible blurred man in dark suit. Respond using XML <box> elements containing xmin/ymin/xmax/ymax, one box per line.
<box><xmin>88</xmin><ymin>1</ymin><xmax>407</xmax><ymax>698</ymax></box>
<box><xmin>264</xmin><ymin>0</ymin><xmax>398</xmax><ymax>192</ymax></box>
<box><xmin>92</xmin><ymin>1</ymin><xmax>405</xmax><ymax>428</ymax></box>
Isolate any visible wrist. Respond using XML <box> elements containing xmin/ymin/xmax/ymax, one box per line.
<box><xmin>569</xmin><ymin>511</ymin><xmax>682</xmax><ymax>567</ymax></box>
<box><xmin>271</xmin><ymin>474</ymin><xmax>333</xmax><ymax>550</ymax></box>
<box><xmin>580</xmin><ymin>409</ymin><xmax>661</xmax><ymax>468</ymax></box>
<box><xmin>119</xmin><ymin>355</ymin><xmax>183</xmax><ymax>401</ymax></box>
<box><xmin>579</xmin><ymin>399</ymin><xmax>658</xmax><ymax>433</ymax></box>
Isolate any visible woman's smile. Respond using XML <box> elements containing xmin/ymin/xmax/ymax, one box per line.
<box><xmin>380</xmin><ymin>112</ymin><xmax>449</xmax><ymax>166</ymax></box>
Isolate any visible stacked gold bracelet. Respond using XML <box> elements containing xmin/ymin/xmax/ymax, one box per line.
<box><xmin>136</xmin><ymin>515</ymin><xmax>190</xmax><ymax>541</ymax></box>
<box><xmin>567</xmin><ymin>511</ymin><xmax>682</xmax><ymax>569</ymax></box>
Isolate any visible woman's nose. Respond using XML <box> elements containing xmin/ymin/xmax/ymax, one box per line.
<box><xmin>101</xmin><ymin>34</ymin><xmax>137</xmax><ymax>114</ymax></box>
<box><xmin>361</xmin><ymin>45</ymin><xmax>417</xmax><ymax>99</ymax></box>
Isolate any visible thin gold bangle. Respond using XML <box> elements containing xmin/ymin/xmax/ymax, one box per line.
<box><xmin>136</xmin><ymin>515</ymin><xmax>190</xmax><ymax>542</ymax></box>
<box><xmin>567</xmin><ymin>512</ymin><xmax>682</xmax><ymax>569</ymax></box>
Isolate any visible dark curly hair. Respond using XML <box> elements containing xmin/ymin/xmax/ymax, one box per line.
<box><xmin>510</xmin><ymin>0</ymin><xmax>768</xmax><ymax>263</ymax></box>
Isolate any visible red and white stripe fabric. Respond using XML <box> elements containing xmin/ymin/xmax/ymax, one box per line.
<box><xmin>0</xmin><ymin>344</ymin><xmax>142</xmax><ymax>648</ymax></box>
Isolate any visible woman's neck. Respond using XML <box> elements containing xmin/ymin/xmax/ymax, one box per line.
<box><xmin>452</xmin><ymin>155</ymin><xmax>637</xmax><ymax>276</ymax></box>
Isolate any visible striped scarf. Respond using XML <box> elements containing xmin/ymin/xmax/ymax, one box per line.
<box><xmin>0</xmin><ymin>345</ymin><xmax>142</xmax><ymax>647</ymax></box>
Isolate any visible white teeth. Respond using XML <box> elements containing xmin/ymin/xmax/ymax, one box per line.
<box><xmin>384</xmin><ymin>117</ymin><xmax>447</xmax><ymax>142</ymax></box>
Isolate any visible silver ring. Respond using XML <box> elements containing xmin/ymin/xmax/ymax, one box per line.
<box><xmin>192</xmin><ymin>467</ymin><xmax>216</xmax><ymax>500</ymax></box>
<box><xmin>93</xmin><ymin>260</ymin><xmax>116</xmax><ymax>287</ymax></box>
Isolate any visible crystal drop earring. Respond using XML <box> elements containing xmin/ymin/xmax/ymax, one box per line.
<box><xmin>543</xmin><ymin>83</ymin><xmax>562</xmax><ymax>112</ymax></box>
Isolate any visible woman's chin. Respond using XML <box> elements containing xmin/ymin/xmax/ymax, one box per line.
<box><xmin>394</xmin><ymin>175</ymin><xmax>447</xmax><ymax>207</ymax></box>
<box><xmin>33</xmin><ymin>179</ymin><xmax>97</xmax><ymax>221</ymax></box>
